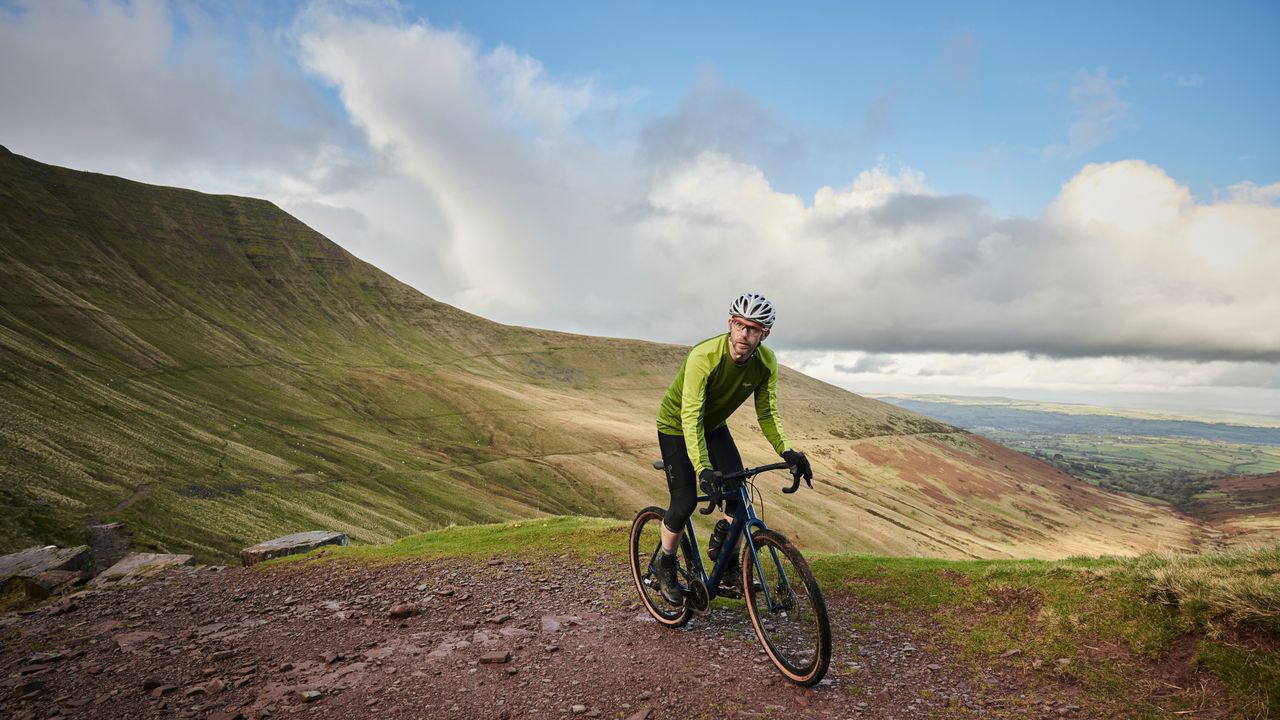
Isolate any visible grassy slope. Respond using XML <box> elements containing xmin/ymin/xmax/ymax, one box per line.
<box><xmin>0</xmin><ymin>147</ymin><xmax>1200</xmax><ymax>562</ymax></box>
<box><xmin>284</xmin><ymin>518</ymin><xmax>1280</xmax><ymax>720</ymax></box>
<box><xmin>1188</xmin><ymin>473</ymin><xmax>1280</xmax><ymax>540</ymax></box>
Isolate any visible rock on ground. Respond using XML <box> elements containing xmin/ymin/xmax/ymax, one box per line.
<box><xmin>239</xmin><ymin>531</ymin><xmax>348</xmax><ymax>567</ymax></box>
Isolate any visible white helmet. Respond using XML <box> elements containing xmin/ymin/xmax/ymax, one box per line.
<box><xmin>728</xmin><ymin>292</ymin><xmax>776</xmax><ymax>329</ymax></box>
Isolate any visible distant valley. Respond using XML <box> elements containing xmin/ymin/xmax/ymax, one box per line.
<box><xmin>880</xmin><ymin>395</ymin><xmax>1280</xmax><ymax>539</ymax></box>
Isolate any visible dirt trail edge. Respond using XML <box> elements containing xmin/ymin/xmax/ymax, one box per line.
<box><xmin>0</xmin><ymin>555</ymin><xmax>1219</xmax><ymax>719</ymax></box>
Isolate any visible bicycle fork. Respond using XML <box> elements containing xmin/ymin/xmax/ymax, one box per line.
<box><xmin>744</xmin><ymin>530</ymin><xmax>796</xmax><ymax>613</ymax></box>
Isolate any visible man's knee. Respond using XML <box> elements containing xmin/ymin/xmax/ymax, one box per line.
<box><xmin>664</xmin><ymin>499</ymin><xmax>695</xmax><ymax>532</ymax></box>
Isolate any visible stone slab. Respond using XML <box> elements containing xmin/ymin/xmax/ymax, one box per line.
<box><xmin>240</xmin><ymin>531</ymin><xmax>348</xmax><ymax>567</ymax></box>
<box><xmin>19</xmin><ymin>570</ymin><xmax>82</xmax><ymax>600</ymax></box>
<box><xmin>0</xmin><ymin>546</ymin><xmax>92</xmax><ymax>581</ymax></box>
<box><xmin>89</xmin><ymin>553</ymin><xmax>194</xmax><ymax>587</ymax></box>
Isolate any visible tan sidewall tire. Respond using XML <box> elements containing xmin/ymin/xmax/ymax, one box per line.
<box><xmin>744</xmin><ymin>528</ymin><xmax>831</xmax><ymax>686</ymax></box>
<box><xmin>629</xmin><ymin>506</ymin><xmax>693</xmax><ymax>628</ymax></box>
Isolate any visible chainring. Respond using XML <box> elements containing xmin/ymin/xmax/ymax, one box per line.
<box><xmin>687</xmin><ymin>577</ymin><xmax>710</xmax><ymax>614</ymax></box>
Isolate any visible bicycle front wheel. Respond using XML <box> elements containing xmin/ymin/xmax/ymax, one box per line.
<box><xmin>629</xmin><ymin>506</ymin><xmax>694</xmax><ymax>628</ymax></box>
<box><xmin>743</xmin><ymin>528</ymin><xmax>831</xmax><ymax>686</ymax></box>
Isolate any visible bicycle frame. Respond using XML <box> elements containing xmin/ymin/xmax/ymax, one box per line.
<box><xmin>633</xmin><ymin>457</ymin><xmax>829</xmax><ymax>685</ymax></box>
<box><xmin>679</xmin><ymin>473</ymin><xmax>797</xmax><ymax>613</ymax></box>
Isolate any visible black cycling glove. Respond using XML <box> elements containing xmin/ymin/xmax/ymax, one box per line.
<box><xmin>698</xmin><ymin>468</ymin><xmax>723</xmax><ymax>496</ymax></box>
<box><xmin>782</xmin><ymin>449</ymin><xmax>813</xmax><ymax>481</ymax></box>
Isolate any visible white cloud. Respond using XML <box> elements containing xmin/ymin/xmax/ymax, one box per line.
<box><xmin>1045</xmin><ymin>68</ymin><xmax>1130</xmax><ymax>158</ymax></box>
<box><xmin>294</xmin><ymin>8</ymin><xmax>636</xmax><ymax>321</ymax></box>
<box><xmin>0</xmin><ymin>0</ymin><xmax>364</xmax><ymax>197</ymax></box>
<box><xmin>1221</xmin><ymin>181</ymin><xmax>1280</xmax><ymax>206</ymax></box>
<box><xmin>486</xmin><ymin>46</ymin><xmax>595</xmax><ymax>135</ymax></box>
<box><xmin>780</xmin><ymin>350</ymin><xmax>1280</xmax><ymax>420</ymax></box>
<box><xmin>641</xmin><ymin>155</ymin><xmax>1279</xmax><ymax>362</ymax></box>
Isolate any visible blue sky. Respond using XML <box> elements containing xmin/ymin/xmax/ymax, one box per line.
<box><xmin>1</xmin><ymin>0</ymin><xmax>1277</xmax><ymax>418</ymax></box>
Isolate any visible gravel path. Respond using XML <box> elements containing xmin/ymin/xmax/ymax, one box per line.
<box><xmin>0</xmin><ymin>554</ymin><xmax>1208</xmax><ymax>719</ymax></box>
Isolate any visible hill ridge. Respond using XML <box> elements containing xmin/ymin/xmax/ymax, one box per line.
<box><xmin>0</xmin><ymin>148</ymin><xmax>1202</xmax><ymax>561</ymax></box>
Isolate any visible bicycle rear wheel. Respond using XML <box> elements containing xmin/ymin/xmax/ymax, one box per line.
<box><xmin>743</xmin><ymin>528</ymin><xmax>831</xmax><ymax>685</ymax></box>
<box><xmin>628</xmin><ymin>506</ymin><xmax>694</xmax><ymax>628</ymax></box>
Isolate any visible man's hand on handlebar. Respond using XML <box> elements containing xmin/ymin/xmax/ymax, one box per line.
<box><xmin>698</xmin><ymin>468</ymin><xmax>724</xmax><ymax>514</ymax></box>
<box><xmin>782</xmin><ymin>449</ymin><xmax>813</xmax><ymax>487</ymax></box>
<box><xmin>699</xmin><ymin>468</ymin><xmax>723</xmax><ymax>494</ymax></box>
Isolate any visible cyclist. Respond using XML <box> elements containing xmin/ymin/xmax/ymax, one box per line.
<box><xmin>653</xmin><ymin>292</ymin><xmax>813</xmax><ymax>603</ymax></box>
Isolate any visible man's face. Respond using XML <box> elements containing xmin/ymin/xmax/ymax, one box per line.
<box><xmin>728</xmin><ymin>316</ymin><xmax>769</xmax><ymax>362</ymax></box>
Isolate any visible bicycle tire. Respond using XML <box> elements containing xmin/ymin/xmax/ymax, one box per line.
<box><xmin>743</xmin><ymin>528</ymin><xmax>831</xmax><ymax>686</ymax></box>
<box><xmin>628</xmin><ymin>506</ymin><xmax>694</xmax><ymax>628</ymax></box>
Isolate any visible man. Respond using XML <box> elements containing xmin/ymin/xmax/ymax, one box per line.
<box><xmin>653</xmin><ymin>292</ymin><xmax>813</xmax><ymax>603</ymax></box>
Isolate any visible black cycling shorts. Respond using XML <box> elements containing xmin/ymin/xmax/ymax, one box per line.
<box><xmin>658</xmin><ymin>424</ymin><xmax>745</xmax><ymax>532</ymax></box>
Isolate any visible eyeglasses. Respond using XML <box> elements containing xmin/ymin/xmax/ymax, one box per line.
<box><xmin>730</xmin><ymin>318</ymin><xmax>765</xmax><ymax>338</ymax></box>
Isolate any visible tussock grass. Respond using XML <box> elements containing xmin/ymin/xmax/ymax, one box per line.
<box><xmin>811</xmin><ymin>546</ymin><xmax>1280</xmax><ymax>718</ymax></box>
<box><xmin>0</xmin><ymin>579</ymin><xmax>33</xmax><ymax>613</ymax></box>
<box><xmin>1130</xmin><ymin>544</ymin><xmax>1280</xmax><ymax>633</ymax></box>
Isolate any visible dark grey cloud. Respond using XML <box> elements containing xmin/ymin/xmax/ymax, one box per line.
<box><xmin>639</xmin><ymin>65</ymin><xmax>802</xmax><ymax>178</ymax></box>
<box><xmin>869</xmin><ymin>193</ymin><xmax>987</xmax><ymax>230</ymax></box>
<box><xmin>835</xmin><ymin>354</ymin><xmax>896</xmax><ymax>374</ymax></box>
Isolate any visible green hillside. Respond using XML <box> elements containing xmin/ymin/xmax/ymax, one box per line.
<box><xmin>0</xmin><ymin>148</ymin><xmax>1205</xmax><ymax>562</ymax></box>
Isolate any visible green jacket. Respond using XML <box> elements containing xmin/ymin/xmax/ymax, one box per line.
<box><xmin>656</xmin><ymin>333</ymin><xmax>791</xmax><ymax>474</ymax></box>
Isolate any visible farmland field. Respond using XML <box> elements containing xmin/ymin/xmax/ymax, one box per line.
<box><xmin>881</xmin><ymin>396</ymin><xmax>1280</xmax><ymax>516</ymax></box>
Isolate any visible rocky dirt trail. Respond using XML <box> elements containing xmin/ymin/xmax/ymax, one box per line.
<box><xmin>0</xmin><ymin>554</ymin><xmax>1182</xmax><ymax>719</ymax></box>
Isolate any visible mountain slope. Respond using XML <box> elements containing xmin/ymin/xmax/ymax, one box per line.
<box><xmin>0</xmin><ymin>147</ymin><xmax>1201</xmax><ymax>561</ymax></box>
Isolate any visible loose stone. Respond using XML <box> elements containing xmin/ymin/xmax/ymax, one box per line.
<box><xmin>480</xmin><ymin>650</ymin><xmax>513</xmax><ymax>664</ymax></box>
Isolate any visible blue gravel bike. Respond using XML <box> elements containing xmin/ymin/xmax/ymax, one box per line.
<box><xmin>628</xmin><ymin>460</ymin><xmax>831</xmax><ymax>686</ymax></box>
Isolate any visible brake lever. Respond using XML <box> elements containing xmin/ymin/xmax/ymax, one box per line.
<box><xmin>782</xmin><ymin>465</ymin><xmax>802</xmax><ymax>494</ymax></box>
<box><xmin>699</xmin><ymin>472</ymin><xmax>722</xmax><ymax>514</ymax></box>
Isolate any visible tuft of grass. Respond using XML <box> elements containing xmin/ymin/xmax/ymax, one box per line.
<box><xmin>812</xmin><ymin>547</ymin><xmax>1280</xmax><ymax>716</ymax></box>
<box><xmin>1129</xmin><ymin>545</ymin><xmax>1280</xmax><ymax>633</ymax></box>
<box><xmin>0</xmin><ymin>578</ymin><xmax>33</xmax><ymax>613</ymax></box>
